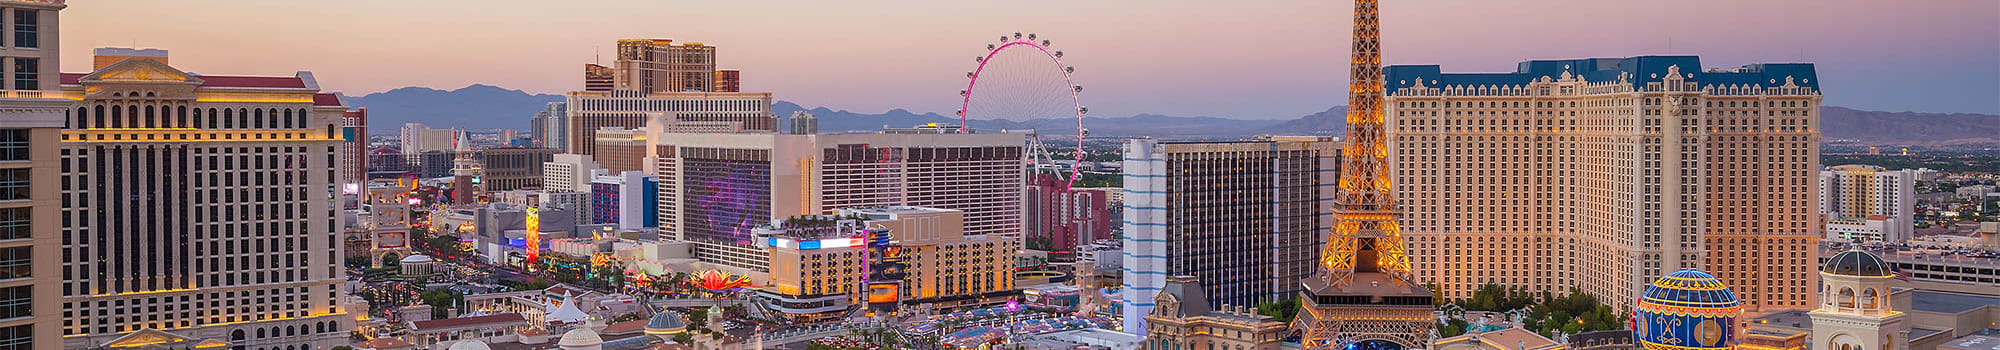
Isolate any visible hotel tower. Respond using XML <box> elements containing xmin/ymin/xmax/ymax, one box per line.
<box><xmin>1386</xmin><ymin>56</ymin><xmax>1823</xmax><ymax>313</ymax></box>
<box><xmin>58</xmin><ymin>49</ymin><xmax>357</xmax><ymax>348</ymax></box>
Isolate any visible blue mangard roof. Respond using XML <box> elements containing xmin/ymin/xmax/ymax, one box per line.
<box><xmin>1386</xmin><ymin>56</ymin><xmax>1818</xmax><ymax>95</ymax></box>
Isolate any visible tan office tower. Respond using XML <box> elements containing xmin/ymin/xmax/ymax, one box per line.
<box><xmin>474</xmin><ymin>147</ymin><xmax>557</xmax><ymax>191</ymax></box>
<box><xmin>0</xmin><ymin>2</ymin><xmax>69</xmax><ymax>348</ymax></box>
<box><xmin>1386</xmin><ymin>56</ymin><xmax>1821</xmax><ymax>312</ymax></box>
<box><xmin>593</xmin><ymin>128</ymin><xmax>647</xmax><ymax>173</ymax></box>
<box><xmin>583</xmin><ymin>63</ymin><xmax>614</xmax><ymax>92</ymax></box>
<box><xmin>651</xmin><ymin>131</ymin><xmax>1025</xmax><ymax>273</ymax></box>
<box><xmin>58</xmin><ymin>50</ymin><xmax>355</xmax><ymax>348</ymax></box>
<box><xmin>714</xmin><ymin>69</ymin><xmax>740</xmax><ymax>93</ymax></box>
<box><xmin>613</xmin><ymin>39</ymin><xmax>716</xmax><ymax>93</ymax></box>
<box><xmin>563</xmin><ymin>90</ymin><xmax>774</xmax><ymax>156</ymax></box>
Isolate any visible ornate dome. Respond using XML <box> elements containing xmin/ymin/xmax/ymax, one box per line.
<box><xmin>1822</xmin><ymin>249</ymin><xmax>1893</xmax><ymax>277</ymax></box>
<box><xmin>558</xmin><ymin>328</ymin><xmax>604</xmax><ymax>347</ymax></box>
<box><xmin>446</xmin><ymin>340</ymin><xmax>492</xmax><ymax>350</ymax></box>
<box><xmin>1636</xmin><ymin>269</ymin><xmax>1742</xmax><ymax>350</ymax></box>
<box><xmin>644</xmin><ymin>311</ymin><xmax>687</xmax><ymax>335</ymax></box>
<box><xmin>400</xmin><ymin>254</ymin><xmax>436</xmax><ymax>264</ymax></box>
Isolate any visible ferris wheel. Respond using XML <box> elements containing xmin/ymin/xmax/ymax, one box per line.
<box><xmin>958</xmin><ymin>32</ymin><xmax>1087</xmax><ymax>187</ymax></box>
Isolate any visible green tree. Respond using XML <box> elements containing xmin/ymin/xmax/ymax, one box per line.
<box><xmin>418</xmin><ymin>289</ymin><xmax>464</xmax><ymax>319</ymax></box>
<box><xmin>673</xmin><ymin>332</ymin><xmax>694</xmax><ymax>344</ymax></box>
<box><xmin>1255</xmin><ymin>298</ymin><xmax>1301</xmax><ymax>323</ymax></box>
<box><xmin>688</xmin><ymin>307</ymin><xmax>709</xmax><ymax>329</ymax></box>
<box><xmin>1437</xmin><ymin>318</ymin><xmax>1471</xmax><ymax>337</ymax></box>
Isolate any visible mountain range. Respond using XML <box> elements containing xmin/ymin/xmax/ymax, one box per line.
<box><xmin>349</xmin><ymin>84</ymin><xmax>1997</xmax><ymax>146</ymax></box>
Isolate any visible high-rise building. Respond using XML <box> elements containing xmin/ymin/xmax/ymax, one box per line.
<box><xmin>338</xmin><ymin>104</ymin><xmax>367</xmax><ymax>206</ymax></box>
<box><xmin>1385</xmin><ymin>56</ymin><xmax>1823</xmax><ymax>312</ymax></box>
<box><xmin>1818</xmin><ymin>164</ymin><xmax>1914</xmax><ymax>242</ymax></box>
<box><xmin>0</xmin><ymin>1</ymin><xmax>69</xmax><ymax>347</ymax></box>
<box><xmin>787</xmin><ymin>111</ymin><xmax>817</xmax><ymax>135</ymax></box>
<box><xmin>583</xmin><ymin>63</ymin><xmax>614</xmax><ymax>92</ymax></box>
<box><xmin>366</xmin><ymin>146</ymin><xmax>403</xmax><ymax>174</ymax></box>
<box><xmin>563</xmin><ymin>90</ymin><xmax>774</xmax><ymax>156</ymax></box>
<box><xmin>530</xmin><ymin>107</ymin><xmax>548</xmax><ymax>148</ymax></box>
<box><xmin>613</xmin><ymin>39</ymin><xmax>717</xmax><ymax>93</ymax></box>
<box><xmin>714</xmin><ymin>69</ymin><xmax>740</xmax><ymax>93</ymax></box>
<box><xmin>590</xmin><ymin>170</ymin><xmax>656</xmax><ymax>230</ymax></box>
<box><xmin>652</xmin><ymin>131</ymin><xmax>1025</xmax><ymax>273</ymax></box>
<box><xmin>542</xmin><ymin>153</ymin><xmax>601</xmax><ymax>193</ymax></box>
<box><xmin>58</xmin><ymin>50</ymin><xmax>353</xmax><ymax>348</ymax></box>
<box><xmin>593</xmin><ymin>127</ymin><xmax>647</xmax><ymax>173</ymax></box>
<box><xmin>1120</xmin><ymin>136</ymin><xmax>1338</xmax><ymax>334</ymax></box>
<box><xmin>538</xmin><ymin>102</ymin><xmax>569</xmax><ymax>152</ymax></box>
<box><xmin>407</xmin><ymin>150</ymin><xmax>460</xmax><ymax>178</ymax></box>
<box><xmin>399</xmin><ymin>123</ymin><xmax>455</xmax><ymax>154</ymax></box>
<box><xmin>473</xmin><ymin>147</ymin><xmax>557</xmax><ymax>191</ymax></box>
<box><xmin>1024</xmin><ymin>173</ymin><xmax>1111</xmax><ymax>252</ymax></box>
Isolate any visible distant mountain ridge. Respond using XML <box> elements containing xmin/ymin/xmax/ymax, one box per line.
<box><xmin>1819</xmin><ymin>106</ymin><xmax>1999</xmax><ymax>146</ymax></box>
<box><xmin>349</xmin><ymin>84</ymin><xmax>563</xmax><ymax>132</ymax></box>
<box><xmin>347</xmin><ymin>85</ymin><xmax>1998</xmax><ymax>146</ymax></box>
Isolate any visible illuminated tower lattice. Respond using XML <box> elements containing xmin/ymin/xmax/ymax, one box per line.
<box><xmin>1290</xmin><ymin>0</ymin><xmax>1436</xmax><ymax>348</ymax></box>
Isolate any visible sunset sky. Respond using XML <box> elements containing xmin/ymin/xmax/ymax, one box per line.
<box><xmin>61</xmin><ymin>0</ymin><xmax>2000</xmax><ymax>118</ymax></box>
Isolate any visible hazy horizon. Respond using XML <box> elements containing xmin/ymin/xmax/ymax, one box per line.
<box><xmin>61</xmin><ymin>0</ymin><xmax>2000</xmax><ymax>118</ymax></box>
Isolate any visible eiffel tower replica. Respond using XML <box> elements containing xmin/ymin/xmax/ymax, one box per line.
<box><xmin>1290</xmin><ymin>0</ymin><xmax>1435</xmax><ymax>348</ymax></box>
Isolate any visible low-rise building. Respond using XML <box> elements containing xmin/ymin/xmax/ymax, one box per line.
<box><xmin>1432</xmin><ymin>328</ymin><xmax>1562</xmax><ymax>350</ymax></box>
<box><xmin>1141</xmin><ymin>275</ymin><xmax>1286</xmax><ymax>350</ymax></box>
<box><xmin>1828</xmin><ymin>215</ymin><xmax>1900</xmax><ymax>242</ymax></box>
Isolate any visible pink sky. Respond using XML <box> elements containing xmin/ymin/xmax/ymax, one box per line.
<box><xmin>60</xmin><ymin>0</ymin><xmax>2000</xmax><ymax>118</ymax></box>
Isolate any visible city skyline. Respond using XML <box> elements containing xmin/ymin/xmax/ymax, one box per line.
<box><xmin>59</xmin><ymin>0</ymin><xmax>2000</xmax><ymax>119</ymax></box>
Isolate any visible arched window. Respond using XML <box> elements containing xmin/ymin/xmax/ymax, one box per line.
<box><xmin>110</xmin><ymin>104</ymin><xmax>122</xmax><ymax>128</ymax></box>
<box><xmin>286</xmin><ymin>325</ymin><xmax>295</xmax><ymax>336</ymax></box>
<box><xmin>256</xmin><ymin>328</ymin><xmax>265</xmax><ymax>338</ymax></box>
<box><xmin>94</xmin><ymin>105</ymin><xmax>104</xmax><ymax>128</ymax></box>
<box><xmin>145</xmin><ymin>104</ymin><xmax>156</xmax><ymax>128</ymax></box>
<box><xmin>254</xmin><ymin>109</ymin><xmax>264</xmax><ymax>129</ymax></box>
<box><xmin>128</xmin><ymin>105</ymin><xmax>138</xmax><ymax>128</ymax></box>
<box><xmin>223</xmin><ymin>109</ymin><xmax>234</xmax><ymax>128</ymax></box>
<box><xmin>74</xmin><ymin>107</ymin><xmax>86</xmax><ymax>129</ymax></box>
<box><xmin>179</xmin><ymin>106</ymin><xmax>188</xmax><ymax>128</ymax></box>
<box><xmin>1863</xmin><ymin>288</ymin><xmax>1879</xmax><ymax>309</ymax></box>
<box><xmin>238</xmin><ymin>108</ymin><xmax>249</xmax><ymax>129</ymax></box>
<box><xmin>1838</xmin><ymin>287</ymin><xmax>1856</xmax><ymax>308</ymax></box>
<box><xmin>299</xmin><ymin>109</ymin><xmax>308</xmax><ymax>128</ymax></box>
<box><xmin>283</xmin><ymin>109</ymin><xmax>293</xmax><ymax>128</ymax></box>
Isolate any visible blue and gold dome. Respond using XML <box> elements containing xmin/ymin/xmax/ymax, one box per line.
<box><xmin>1635</xmin><ymin>269</ymin><xmax>1742</xmax><ymax>350</ymax></box>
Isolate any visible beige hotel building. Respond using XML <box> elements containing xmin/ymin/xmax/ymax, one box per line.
<box><xmin>0</xmin><ymin>1</ymin><xmax>68</xmax><ymax>348</ymax></box>
<box><xmin>56</xmin><ymin>49</ymin><xmax>359</xmax><ymax>349</ymax></box>
<box><xmin>1386</xmin><ymin>56</ymin><xmax>1821</xmax><ymax>313</ymax></box>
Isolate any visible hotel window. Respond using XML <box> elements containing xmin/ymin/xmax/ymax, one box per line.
<box><xmin>0</xmin><ymin>129</ymin><xmax>22</xmax><ymax>161</ymax></box>
<box><xmin>0</xmin><ymin>324</ymin><xmax>26</xmax><ymax>350</ymax></box>
<box><xmin>0</xmin><ymin>248</ymin><xmax>21</xmax><ymax>280</ymax></box>
<box><xmin>0</xmin><ymin>208</ymin><xmax>21</xmax><ymax>240</ymax></box>
<box><xmin>9</xmin><ymin>58</ymin><xmax>31</xmax><ymax>90</ymax></box>
<box><xmin>0</xmin><ymin>168</ymin><xmax>22</xmax><ymax>201</ymax></box>
<box><xmin>9</xmin><ymin>9</ymin><xmax>33</xmax><ymax>49</ymax></box>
